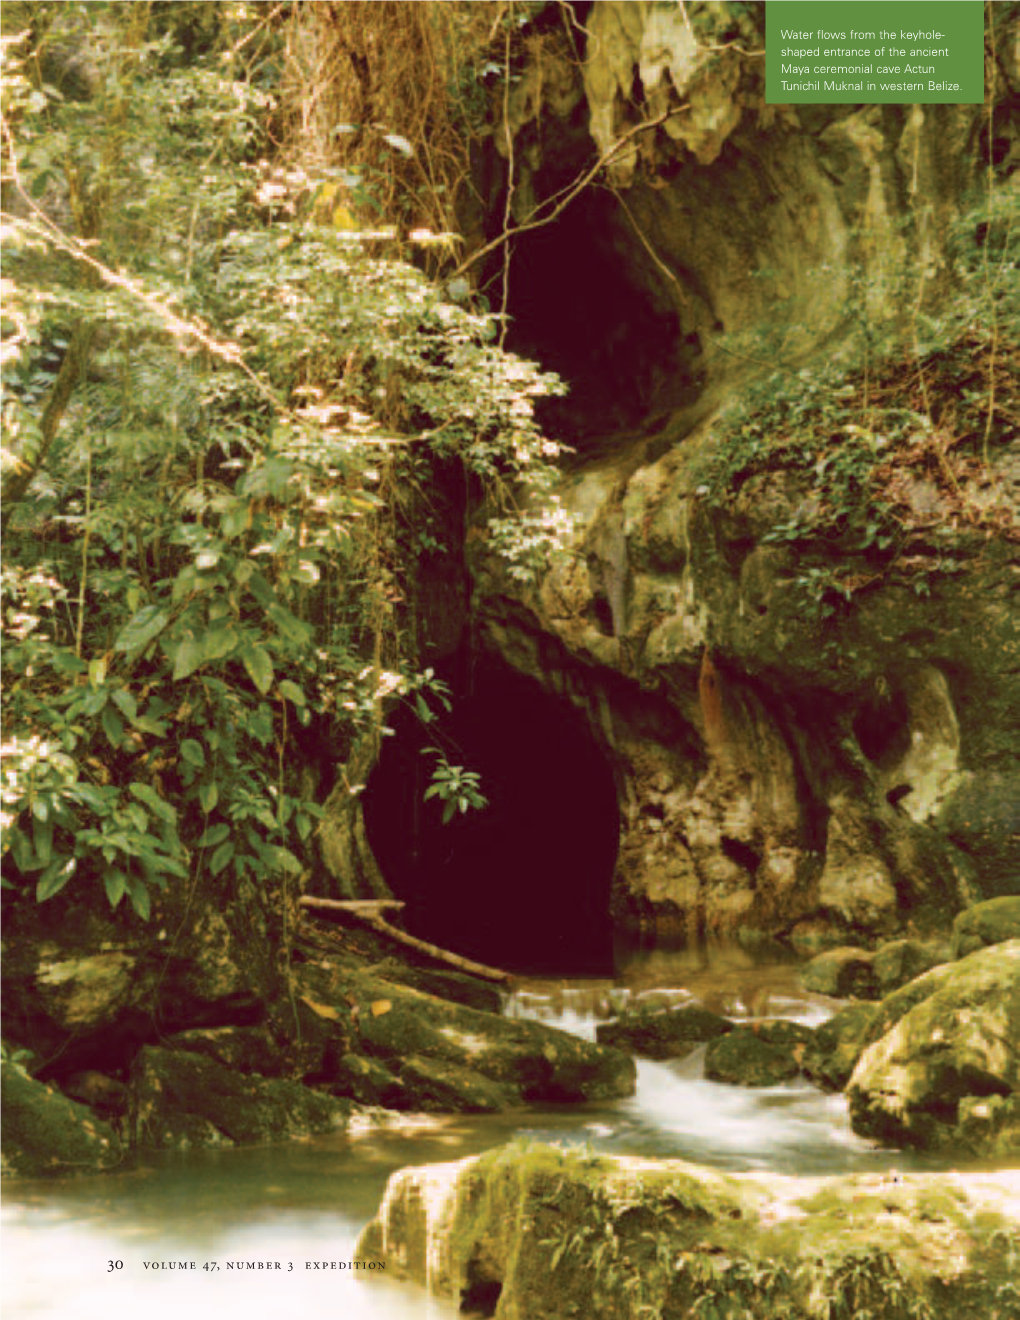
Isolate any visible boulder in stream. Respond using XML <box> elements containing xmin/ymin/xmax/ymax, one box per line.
<box><xmin>871</xmin><ymin>938</ymin><xmax>949</xmax><ymax>995</ymax></box>
<box><xmin>340</xmin><ymin>970</ymin><xmax>636</xmax><ymax>1106</ymax></box>
<box><xmin>2</xmin><ymin>1059</ymin><xmax>124</xmax><ymax>1177</ymax></box>
<box><xmin>798</xmin><ymin>946</ymin><xmax>878</xmax><ymax>999</ymax></box>
<box><xmin>130</xmin><ymin>1047</ymin><xmax>351</xmax><ymax>1150</ymax></box>
<box><xmin>357</xmin><ymin>1141</ymin><xmax>1020</xmax><ymax>1319</ymax></box>
<box><xmin>847</xmin><ymin>940</ymin><xmax>1020</xmax><ymax>1154</ymax></box>
<box><xmin>595</xmin><ymin>1004</ymin><xmax>733</xmax><ymax>1059</ymax></box>
<box><xmin>802</xmin><ymin>1001</ymin><xmax>883</xmax><ymax>1092</ymax></box>
<box><xmin>951</xmin><ymin>896</ymin><xmax>1020</xmax><ymax>959</ymax></box>
<box><xmin>703</xmin><ymin>1019</ymin><xmax>815</xmax><ymax>1086</ymax></box>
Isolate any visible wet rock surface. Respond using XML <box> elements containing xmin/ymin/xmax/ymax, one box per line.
<box><xmin>595</xmin><ymin>1003</ymin><xmax>733</xmax><ymax>1059</ymax></box>
<box><xmin>799</xmin><ymin>947</ymin><xmax>878</xmax><ymax>999</ymax></box>
<box><xmin>130</xmin><ymin>1047</ymin><xmax>351</xmax><ymax>1150</ymax></box>
<box><xmin>703</xmin><ymin>1020</ymin><xmax>816</xmax><ymax>1087</ymax></box>
<box><xmin>847</xmin><ymin>941</ymin><xmax>1020</xmax><ymax>1154</ymax></box>
<box><xmin>802</xmin><ymin>1002</ymin><xmax>883</xmax><ymax>1093</ymax></box>
<box><xmin>952</xmin><ymin>897</ymin><xmax>1020</xmax><ymax>960</ymax></box>
<box><xmin>1</xmin><ymin>1061</ymin><xmax>125</xmax><ymax>1177</ymax></box>
<box><xmin>358</xmin><ymin>1141</ymin><xmax>1020</xmax><ymax>1319</ymax></box>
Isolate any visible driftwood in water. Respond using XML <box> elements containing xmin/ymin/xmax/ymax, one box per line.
<box><xmin>299</xmin><ymin>897</ymin><xmax>512</xmax><ymax>985</ymax></box>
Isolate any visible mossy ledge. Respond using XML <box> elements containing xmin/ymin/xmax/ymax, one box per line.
<box><xmin>357</xmin><ymin>1141</ymin><xmax>1020</xmax><ymax>1319</ymax></box>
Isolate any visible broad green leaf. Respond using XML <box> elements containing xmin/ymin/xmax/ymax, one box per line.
<box><xmin>111</xmin><ymin>688</ymin><xmax>138</xmax><ymax>722</ymax></box>
<box><xmin>115</xmin><ymin>605</ymin><xmax>169</xmax><ymax>654</ymax></box>
<box><xmin>102</xmin><ymin>704</ymin><xmax>125</xmax><ymax>748</ymax></box>
<box><xmin>198</xmin><ymin>780</ymin><xmax>219</xmax><ymax>813</ymax></box>
<box><xmin>132</xmin><ymin>716</ymin><xmax>169</xmax><ymax>736</ymax></box>
<box><xmin>129</xmin><ymin>783</ymin><xmax>177</xmax><ymax>825</ymax></box>
<box><xmin>51</xmin><ymin>650</ymin><xmax>87</xmax><ymax>675</ymax></box>
<box><xmin>126</xmin><ymin>803</ymin><xmax>148</xmax><ymax>834</ymax></box>
<box><xmin>180</xmin><ymin>739</ymin><xmax>206</xmax><ymax>768</ymax></box>
<box><xmin>267</xmin><ymin>603</ymin><xmax>312</xmax><ymax>644</ymax></box>
<box><xmin>89</xmin><ymin>657</ymin><xmax>107</xmax><ymax>688</ymax></box>
<box><xmin>201</xmin><ymin>626</ymin><xmax>239</xmax><ymax>664</ymax></box>
<box><xmin>277</xmin><ymin>679</ymin><xmax>305</xmax><ymax>706</ymax></box>
<box><xmin>198</xmin><ymin>822</ymin><xmax>230</xmax><ymax>848</ymax></box>
<box><xmin>245</xmin><ymin>572</ymin><xmax>275</xmax><ymax>607</ymax></box>
<box><xmin>81</xmin><ymin>687</ymin><xmax>108</xmax><ymax>716</ymax></box>
<box><xmin>267</xmin><ymin>845</ymin><xmax>302</xmax><ymax>875</ymax></box>
<box><xmin>8</xmin><ymin>827</ymin><xmax>35</xmax><ymax>872</ymax></box>
<box><xmin>71</xmin><ymin>783</ymin><xmax>115</xmax><ymax>814</ymax></box>
<box><xmin>223</xmin><ymin>506</ymin><xmax>249</xmax><ymax>541</ymax></box>
<box><xmin>126</xmin><ymin>877</ymin><xmax>151</xmax><ymax>920</ymax></box>
<box><xmin>209</xmin><ymin>840</ymin><xmax>234</xmax><ymax>875</ymax></box>
<box><xmin>142</xmin><ymin>853</ymin><xmax>188</xmax><ymax>878</ymax></box>
<box><xmin>173</xmin><ymin>633</ymin><xmax>205</xmax><ymax>681</ymax></box>
<box><xmin>37</xmin><ymin>857</ymin><xmax>76</xmax><ymax>902</ymax></box>
<box><xmin>105</xmin><ymin>869</ymin><xmax>128</xmax><ymax>908</ymax></box>
<box><xmin>241</xmin><ymin>644</ymin><xmax>274</xmax><ymax>694</ymax></box>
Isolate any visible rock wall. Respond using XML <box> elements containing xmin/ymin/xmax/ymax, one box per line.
<box><xmin>463</xmin><ymin>1</ymin><xmax>1019</xmax><ymax>945</ymax></box>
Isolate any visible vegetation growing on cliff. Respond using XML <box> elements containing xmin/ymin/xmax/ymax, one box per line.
<box><xmin>694</xmin><ymin>195</ymin><xmax>1019</xmax><ymax>619</ymax></box>
<box><xmin>0</xmin><ymin>1</ymin><xmax>565</xmax><ymax>917</ymax></box>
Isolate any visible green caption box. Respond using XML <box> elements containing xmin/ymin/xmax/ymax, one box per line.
<box><xmin>766</xmin><ymin>1</ymin><xmax>984</xmax><ymax>104</ymax></box>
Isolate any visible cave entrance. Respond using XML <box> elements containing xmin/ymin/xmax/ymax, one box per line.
<box><xmin>496</xmin><ymin>188</ymin><xmax>701</xmax><ymax>448</ymax></box>
<box><xmin>363</xmin><ymin>660</ymin><xmax>619</xmax><ymax>975</ymax></box>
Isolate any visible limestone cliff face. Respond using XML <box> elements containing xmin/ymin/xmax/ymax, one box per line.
<box><xmin>466</xmin><ymin>1</ymin><xmax>1019</xmax><ymax>943</ymax></box>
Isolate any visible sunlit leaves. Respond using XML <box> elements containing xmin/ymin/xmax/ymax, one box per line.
<box><xmin>115</xmin><ymin>605</ymin><xmax>169</xmax><ymax>655</ymax></box>
<box><xmin>1</xmin><ymin>0</ymin><xmax>574</xmax><ymax>925</ymax></box>
<box><xmin>240</xmin><ymin>643</ymin><xmax>273</xmax><ymax>694</ymax></box>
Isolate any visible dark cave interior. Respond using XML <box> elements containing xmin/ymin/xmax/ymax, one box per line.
<box><xmin>497</xmin><ymin>189</ymin><xmax>701</xmax><ymax>447</ymax></box>
<box><xmin>363</xmin><ymin>658</ymin><xmax>620</xmax><ymax>975</ymax></box>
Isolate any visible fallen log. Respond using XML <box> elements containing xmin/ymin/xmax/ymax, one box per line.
<box><xmin>299</xmin><ymin>897</ymin><xmax>406</xmax><ymax>915</ymax></box>
<box><xmin>299</xmin><ymin>900</ymin><xmax>513</xmax><ymax>985</ymax></box>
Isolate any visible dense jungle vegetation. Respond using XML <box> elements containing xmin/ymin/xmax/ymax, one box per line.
<box><xmin>1</xmin><ymin>0</ymin><xmax>1016</xmax><ymax>928</ymax></box>
<box><xmin>0</xmin><ymin>1</ymin><xmax>569</xmax><ymax>919</ymax></box>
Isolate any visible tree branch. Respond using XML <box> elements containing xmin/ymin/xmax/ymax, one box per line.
<box><xmin>450</xmin><ymin>104</ymin><xmax>690</xmax><ymax>282</ymax></box>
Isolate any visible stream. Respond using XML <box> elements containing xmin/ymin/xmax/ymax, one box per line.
<box><xmin>0</xmin><ymin>948</ymin><xmax>995</xmax><ymax>1318</ymax></box>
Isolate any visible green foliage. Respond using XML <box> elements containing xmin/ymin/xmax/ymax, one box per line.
<box><xmin>696</xmin><ymin>191</ymin><xmax>1017</xmax><ymax>587</ymax></box>
<box><xmin>422</xmin><ymin>748</ymin><xmax>488</xmax><ymax>824</ymax></box>
<box><xmin>0</xmin><ymin>3</ymin><xmax>568</xmax><ymax>915</ymax></box>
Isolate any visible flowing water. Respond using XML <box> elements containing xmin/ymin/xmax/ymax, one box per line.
<box><xmin>1</xmin><ymin>948</ymin><xmax>1003</xmax><ymax>1318</ymax></box>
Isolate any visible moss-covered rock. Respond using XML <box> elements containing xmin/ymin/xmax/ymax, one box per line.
<box><xmin>952</xmin><ymin>897</ymin><xmax>1020</xmax><ymax>959</ymax></box>
<box><xmin>595</xmin><ymin>1004</ymin><xmax>733</xmax><ymax>1059</ymax></box>
<box><xmin>801</xmin><ymin>1001</ymin><xmax>882</xmax><ymax>1092</ymax></box>
<box><xmin>370</xmin><ymin>963</ymin><xmax>504</xmax><ymax>1015</ymax></box>
<box><xmin>397</xmin><ymin>1056</ymin><xmax>515</xmax><ymax>1113</ymax></box>
<box><xmin>871</xmin><ymin>938</ymin><xmax>949</xmax><ymax>995</ymax></box>
<box><xmin>798</xmin><ymin>946</ymin><xmax>878</xmax><ymax>999</ymax></box>
<box><xmin>129</xmin><ymin>1047</ymin><xmax>350</xmax><ymax>1150</ymax></box>
<box><xmin>163</xmin><ymin>1025</ymin><xmax>287</xmax><ymax>1075</ymax></box>
<box><xmin>2</xmin><ymin>1059</ymin><xmax>125</xmax><ymax>1177</ymax></box>
<box><xmin>847</xmin><ymin>940</ymin><xmax>1020</xmax><ymax>1152</ymax></box>
<box><xmin>346</xmin><ymin>971</ymin><xmax>635</xmax><ymax>1105</ymax></box>
<box><xmin>704</xmin><ymin>1020</ymin><xmax>815</xmax><ymax>1086</ymax></box>
<box><xmin>329</xmin><ymin>1053</ymin><xmax>411</xmax><ymax>1109</ymax></box>
<box><xmin>357</xmin><ymin>1141</ymin><xmax>1020</xmax><ymax>1319</ymax></box>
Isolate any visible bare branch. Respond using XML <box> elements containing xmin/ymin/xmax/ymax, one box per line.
<box><xmin>450</xmin><ymin>104</ymin><xmax>690</xmax><ymax>282</ymax></box>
